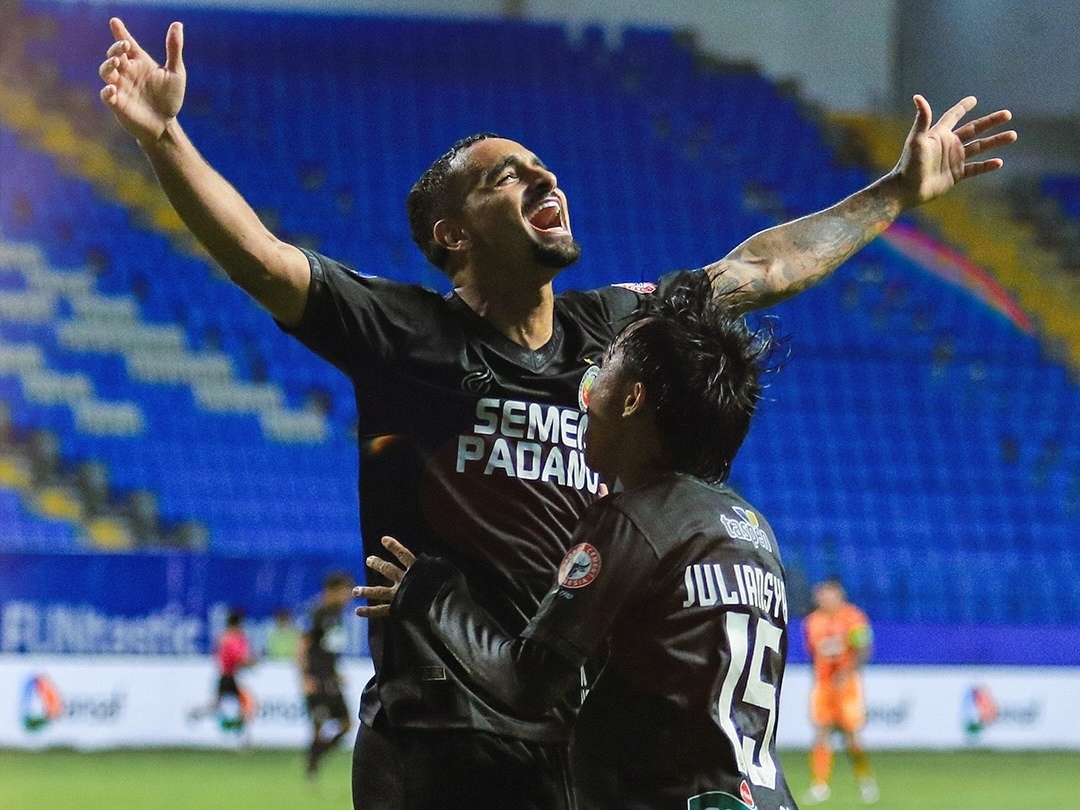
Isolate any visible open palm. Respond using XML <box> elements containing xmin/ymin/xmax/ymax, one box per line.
<box><xmin>895</xmin><ymin>94</ymin><xmax>1016</xmax><ymax>208</ymax></box>
<box><xmin>99</xmin><ymin>17</ymin><xmax>186</xmax><ymax>146</ymax></box>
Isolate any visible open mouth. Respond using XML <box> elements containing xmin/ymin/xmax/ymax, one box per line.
<box><xmin>527</xmin><ymin>198</ymin><xmax>565</xmax><ymax>232</ymax></box>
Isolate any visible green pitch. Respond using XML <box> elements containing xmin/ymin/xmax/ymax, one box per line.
<box><xmin>2</xmin><ymin>748</ymin><xmax>1077</xmax><ymax>809</ymax></box>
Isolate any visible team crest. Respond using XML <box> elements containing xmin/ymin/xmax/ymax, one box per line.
<box><xmin>558</xmin><ymin>543</ymin><xmax>601</xmax><ymax>589</ymax></box>
<box><xmin>578</xmin><ymin>365</ymin><xmax>600</xmax><ymax>410</ymax></box>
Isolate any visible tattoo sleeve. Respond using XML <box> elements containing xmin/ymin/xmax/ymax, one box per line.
<box><xmin>706</xmin><ymin>174</ymin><xmax>904</xmax><ymax>313</ymax></box>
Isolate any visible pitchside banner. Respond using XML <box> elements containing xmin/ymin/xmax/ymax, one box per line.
<box><xmin>776</xmin><ymin>665</ymin><xmax>1080</xmax><ymax>750</ymax></box>
<box><xmin>0</xmin><ymin>552</ymin><xmax>368</xmax><ymax>656</ymax></box>
<box><xmin>0</xmin><ymin>656</ymin><xmax>373</xmax><ymax>750</ymax></box>
<box><xmin>3</xmin><ymin>658</ymin><xmax>1079</xmax><ymax>750</ymax></box>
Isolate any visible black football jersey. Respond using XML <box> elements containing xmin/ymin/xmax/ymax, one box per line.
<box><xmin>284</xmin><ymin>250</ymin><xmax>690</xmax><ymax>740</ymax></box>
<box><xmin>304</xmin><ymin>604</ymin><xmax>347</xmax><ymax>678</ymax></box>
<box><xmin>523</xmin><ymin>474</ymin><xmax>796</xmax><ymax>810</ymax></box>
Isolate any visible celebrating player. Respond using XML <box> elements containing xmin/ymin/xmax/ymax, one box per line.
<box><xmin>803</xmin><ymin>578</ymin><xmax>878</xmax><ymax>805</ymax></box>
<box><xmin>98</xmin><ymin>16</ymin><xmax>1015</xmax><ymax>809</ymax></box>
<box><xmin>358</xmin><ymin>273</ymin><xmax>796</xmax><ymax>809</ymax></box>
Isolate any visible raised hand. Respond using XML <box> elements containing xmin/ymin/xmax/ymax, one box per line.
<box><xmin>98</xmin><ymin>17</ymin><xmax>186</xmax><ymax>146</ymax></box>
<box><xmin>354</xmin><ymin>536</ymin><xmax>417</xmax><ymax>619</ymax></box>
<box><xmin>893</xmin><ymin>94</ymin><xmax>1017</xmax><ymax>208</ymax></box>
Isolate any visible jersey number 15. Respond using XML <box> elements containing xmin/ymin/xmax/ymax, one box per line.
<box><xmin>716</xmin><ymin>613</ymin><xmax>783</xmax><ymax>790</ymax></box>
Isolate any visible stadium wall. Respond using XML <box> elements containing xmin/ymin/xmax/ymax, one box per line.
<box><xmin>4</xmin><ymin>656</ymin><xmax>1078</xmax><ymax>751</ymax></box>
<box><xmin>37</xmin><ymin>0</ymin><xmax>894</xmax><ymax>110</ymax></box>
<box><xmin>5</xmin><ymin>553</ymin><xmax>1079</xmax><ymax>665</ymax></box>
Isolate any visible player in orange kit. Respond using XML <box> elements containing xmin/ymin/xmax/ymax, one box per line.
<box><xmin>803</xmin><ymin>578</ymin><xmax>878</xmax><ymax>804</ymax></box>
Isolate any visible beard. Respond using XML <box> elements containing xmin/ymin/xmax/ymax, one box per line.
<box><xmin>531</xmin><ymin>236</ymin><xmax>582</xmax><ymax>269</ymax></box>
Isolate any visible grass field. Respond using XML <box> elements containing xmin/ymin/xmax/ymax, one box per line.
<box><xmin>2</xmin><ymin>747</ymin><xmax>1078</xmax><ymax>809</ymax></box>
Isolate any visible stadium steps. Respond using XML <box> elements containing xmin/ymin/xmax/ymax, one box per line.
<box><xmin>0</xmin><ymin>64</ymin><xmax>330</xmax><ymax>444</ymax></box>
<box><xmin>0</xmin><ymin>231</ymin><xmax>326</xmax><ymax>444</ymax></box>
<box><xmin>0</xmin><ymin>80</ymin><xmax>197</xmax><ymax>252</ymax></box>
<box><xmin>831</xmin><ymin>110</ymin><xmax>1080</xmax><ymax>372</ymax></box>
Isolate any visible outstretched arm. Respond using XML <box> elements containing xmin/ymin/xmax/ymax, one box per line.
<box><xmin>356</xmin><ymin>537</ymin><xmax>581</xmax><ymax>717</ymax></box>
<box><xmin>713</xmin><ymin>95</ymin><xmax>1017</xmax><ymax>312</ymax></box>
<box><xmin>98</xmin><ymin>17</ymin><xmax>309</xmax><ymax>326</ymax></box>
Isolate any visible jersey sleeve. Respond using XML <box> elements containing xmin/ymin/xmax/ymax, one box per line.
<box><xmin>522</xmin><ymin>499</ymin><xmax>661</xmax><ymax>667</ymax></box>
<box><xmin>393</xmin><ymin>555</ymin><xmax>583</xmax><ymax>717</ymax></box>
<box><xmin>581</xmin><ymin>269</ymin><xmax>699</xmax><ymax>329</ymax></box>
<box><xmin>277</xmin><ymin>249</ymin><xmax>440</xmax><ymax>378</ymax></box>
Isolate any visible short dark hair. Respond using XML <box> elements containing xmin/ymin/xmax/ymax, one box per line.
<box><xmin>407</xmin><ymin>133</ymin><xmax>500</xmax><ymax>273</ymax></box>
<box><xmin>816</xmin><ymin>577</ymin><xmax>845</xmax><ymax>592</ymax></box>
<box><xmin>323</xmin><ymin>570</ymin><xmax>354</xmax><ymax>590</ymax></box>
<box><xmin>226</xmin><ymin>609</ymin><xmax>245</xmax><ymax>628</ymax></box>
<box><xmin>613</xmin><ymin>272</ymin><xmax>781</xmax><ymax>483</ymax></box>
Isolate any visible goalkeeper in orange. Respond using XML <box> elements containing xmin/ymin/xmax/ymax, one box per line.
<box><xmin>803</xmin><ymin>578</ymin><xmax>878</xmax><ymax>804</ymax></box>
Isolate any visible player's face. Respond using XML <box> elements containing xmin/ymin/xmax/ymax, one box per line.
<box><xmin>452</xmin><ymin>138</ymin><xmax>580</xmax><ymax>274</ymax></box>
<box><xmin>327</xmin><ymin>584</ymin><xmax>353</xmax><ymax>611</ymax></box>
<box><xmin>814</xmin><ymin>583</ymin><xmax>845</xmax><ymax>612</ymax></box>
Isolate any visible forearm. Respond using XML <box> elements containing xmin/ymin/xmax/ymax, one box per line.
<box><xmin>141</xmin><ymin>120</ymin><xmax>308</xmax><ymax>323</ymax></box>
<box><xmin>396</xmin><ymin>558</ymin><xmax>580</xmax><ymax>716</ymax></box>
<box><xmin>709</xmin><ymin>172</ymin><xmax>906</xmax><ymax>312</ymax></box>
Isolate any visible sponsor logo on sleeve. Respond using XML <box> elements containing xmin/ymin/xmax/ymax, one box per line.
<box><xmin>557</xmin><ymin>543</ymin><xmax>602</xmax><ymax>589</ymax></box>
<box><xmin>720</xmin><ymin>506</ymin><xmax>772</xmax><ymax>552</ymax></box>
<box><xmin>612</xmin><ymin>282</ymin><xmax>657</xmax><ymax>294</ymax></box>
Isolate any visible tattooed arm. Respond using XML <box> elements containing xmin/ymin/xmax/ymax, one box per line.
<box><xmin>713</xmin><ymin>95</ymin><xmax>1016</xmax><ymax>313</ymax></box>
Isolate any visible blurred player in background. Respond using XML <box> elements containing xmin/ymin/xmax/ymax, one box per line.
<box><xmin>359</xmin><ymin>274</ymin><xmax>798</xmax><ymax>810</ymax></box>
<box><xmin>265</xmin><ymin>607</ymin><xmax>302</xmax><ymax>661</ymax></box>
<box><xmin>803</xmin><ymin>578</ymin><xmax>878</xmax><ymax>805</ymax></box>
<box><xmin>299</xmin><ymin>571</ymin><xmax>356</xmax><ymax>778</ymax></box>
<box><xmin>98</xmin><ymin>15</ymin><xmax>1015</xmax><ymax>809</ymax></box>
<box><xmin>189</xmin><ymin>608</ymin><xmax>256</xmax><ymax>742</ymax></box>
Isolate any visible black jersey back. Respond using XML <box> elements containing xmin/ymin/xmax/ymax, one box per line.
<box><xmin>283</xmin><ymin>250</ymin><xmax>689</xmax><ymax>741</ymax></box>
<box><xmin>523</xmin><ymin>474</ymin><xmax>796</xmax><ymax>810</ymax></box>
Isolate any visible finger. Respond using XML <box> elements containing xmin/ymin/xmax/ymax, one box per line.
<box><xmin>910</xmin><ymin>93</ymin><xmax>932</xmax><ymax>134</ymax></box>
<box><xmin>962</xmin><ymin>158</ymin><xmax>1005</xmax><ymax>180</ymax></box>
<box><xmin>354</xmin><ymin>585</ymin><xmax>397</xmax><ymax>602</ymax></box>
<box><xmin>954</xmin><ymin>110</ymin><xmax>1013</xmax><ymax>143</ymax></box>
<box><xmin>105</xmin><ymin>39</ymin><xmax>130</xmax><ymax>60</ymax></box>
<box><xmin>98</xmin><ymin>56</ymin><xmax>118</xmax><ymax>81</ymax></box>
<box><xmin>366</xmin><ymin>555</ymin><xmax>404</xmax><ymax>583</ymax></box>
<box><xmin>99</xmin><ymin>84</ymin><xmax>116</xmax><ymax>105</ymax></box>
<box><xmin>934</xmin><ymin>96</ymin><xmax>978</xmax><ymax>132</ymax></box>
<box><xmin>355</xmin><ymin>605</ymin><xmax>390</xmax><ymax>619</ymax></box>
<box><xmin>381</xmin><ymin>536</ymin><xmax>416</xmax><ymax>569</ymax></box>
<box><xmin>110</xmin><ymin>17</ymin><xmax>141</xmax><ymax>54</ymax></box>
<box><xmin>164</xmin><ymin>21</ymin><xmax>184</xmax><ymax>75</ymax></box>
<box><xmin>963</xmin><ymin>130</ymin><xmax>1017</xmax><ymax>158</ymax></box>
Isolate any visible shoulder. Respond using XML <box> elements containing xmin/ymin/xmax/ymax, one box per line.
<box><xmin>555</xmin><ymin>270</ymin><xmax>698</xmax><ymax>329</ymax></box>
<box><xmin>843</xmin><ymin>604</ymin><xmax>870</xmax><ymax>626</ymax></box>
<box><xmin>593</xmin><ymin>475</ymin><xmax>717</xmax><ymax>555</ymax></box>
<box><xmin>307</xmin><ymin>250</ymin><xmax>449</xmax><ymax>311</ymax></box>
